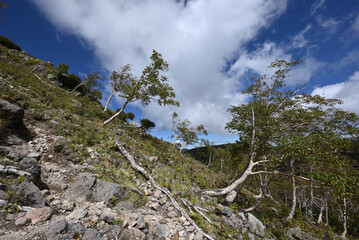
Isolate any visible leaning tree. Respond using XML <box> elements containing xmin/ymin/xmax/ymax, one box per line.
<box><xmin>103</xmin><ymin>50</ymin><xmax>179</xmax><ymax>125</ymax></box>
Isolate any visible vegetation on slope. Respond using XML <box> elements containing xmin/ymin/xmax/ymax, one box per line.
<box><xmin>1</xmin><ymin>37</ymin><xmax>358</xmax><ymax>239</ymax></box>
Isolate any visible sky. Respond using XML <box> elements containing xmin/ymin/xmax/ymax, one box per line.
<box><xmin>1</xmin><ymin>0</ymin><xmax>359</xmax><ymax>145</ymax></box>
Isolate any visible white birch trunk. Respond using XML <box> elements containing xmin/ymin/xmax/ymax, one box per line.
<box><xmin>287</xmin><ymin>159</ymin><xmax>297</xmax><ymax>220</ymax></box>
<box><xmin>104</xmin><ymin>90</ymin><xmax>116</xmax><ymax>112</ymax></box>
<box><xmin>103</xmin><ymin>100</ymin><xmax>129</xmax><ymax>125</ymax></box>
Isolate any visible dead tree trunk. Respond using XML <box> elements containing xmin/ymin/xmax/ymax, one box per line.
<box><xmin>104</xmin><ymin>90</ymin><xmax>116</xmax><ymax>112</ymax></box>
<box><xmin>116</xmin><ymin>141</ymin><xmax>215</xmax><ymax>240</ymax></box>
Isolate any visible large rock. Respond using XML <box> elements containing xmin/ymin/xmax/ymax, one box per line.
<box><xmin>13</xmin><ymin>179</ymin><xmax>45</xmax><ymax>208</ymax></box>
<box><xmin>46</xmin><ymin>219</ymin><xmax>68</xmax><ymax>239</ymax></box>
<box><xmin>221</xmin><ymin>206</ymin><xmax>233</xmax><ymax>217</ymax></box>
<box><xmin>0</xmin><ymin>99</ymin><xmax>31</xmax><ymax>145</ymax></box>
<box><xmin>65</xmin><ymin>172</ymin><xmax>96</xmax><ymax>201</ymax></box>
<box><xmin>148</xmin><ymin>222</ymin><xmax>167</xmax><ymax>238</ymax></box>
<box><xmin>92</xmin><ymin>180</ymin><xmax>124</xmax><ymax>203</ymax></box>
<box><xmin>66</xmin><ymin>208</ymin><xmax>88</xmax><ymax>220</ymax></box>
<box><xmin>25</xmin><ymin>207</ymin><xmax>52</xmax><ymax>224</ymax></box>
<box><xmin>123</xmin><ymin>228</ymin><xmax>145</xmax><ymax>240</ymax></box>
<box><xmin>287</xmin><ymin>227</ymin><xmax>320</xmax><ymax>240</ymax></box>
<box><xmin>19</xmin><ymin>157</ymin><xmax>47</xmax><ymax>189</ymax></box>
<box><xmin>246</xmin><ymin>213</ymin><xmax>266</xmax><ymax>237</ymax></box>
<box><xmin>0</xmin><ymin>99</ymin><xmax>24</xmax><ymax>123</ymax></box>
<box><xmin>83</xmin><ymin>228</ymin><xmax>102</xmax><ymax>240</ymax></box>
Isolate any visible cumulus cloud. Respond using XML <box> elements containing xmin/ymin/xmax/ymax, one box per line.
<box><xmin>312</xmin><ymin>71</ymin><xmax>359</xmax><ymax>114</ymax></box>
<box><xmin>31</xmin><ymin>0</ymin><xmax>292</xmax><ymax>134</ymax></box>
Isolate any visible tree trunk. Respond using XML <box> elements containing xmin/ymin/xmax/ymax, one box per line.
<box><xmin>317</xmin><ymin>198</ymin><xmax>324</xmax><ymax>224</ymax></box>
<box><xmin>103</xmin><ymin>100</ymin><xmax>129</xmax><ymax>125</ymax></box>
<box><xmin>341</xmin><ymin>197</ymin><xmax>347</xmax><ymax>238</ymax></box>
<box><xmin>318</xmin><ymin>190</ymin><xmax>330</xmax><ymax>224</ymax></box>
<box><xmin>287</xmin><ymin>159</ymin><xmax>296</xmax><ymax>220</ymax></box>
<box><xmin>202</xmin><ymin>154</ymin><xmax>257</xmax><ymax>196</ymax></box>
<box><xmin>67</xmin><ymin>82</ymin><xmax>84</xmax><ymax>93</ymax></box>
<box><xmin>325</xmin><ymin>199</ymin><xmax>329</xmax><ymax>226</ymax></box>
<box><xmin>202</xmin><ymin>107</ymin><xmax>258</xmax><ymax>196</ymax></box>
<box><xmin>241</xmin><ymin>175</ymin><xmax>273</xmax><ymax>213</ymax></box>
<box><xmin>308</xmin><ymin>165</ymin><xmax>313</xmax><ymax>220</ymax></box>
<box><xmin>116</xmin><ymin>141</ymin><xmax>215</xmax><ymax>240</ymax></box>
<box><xmin>207</xmin><ymin>155</ymin><xmax>212</xmax><ymax>167</ymax></box>
<box><xmin>220</xmin><ymin>158</ymin><xmax>224</xmax><ymax>173</ymax></box>
<box><xmin>104</xmin><ymin>90</ymin><xmax>116</xmax><ymax>112</ymax></box>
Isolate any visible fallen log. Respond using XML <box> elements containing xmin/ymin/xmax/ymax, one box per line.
<box><xmin>116</xmin><ymin>141</ymin><xmax>214</xmax><ymax>240</ymax></box>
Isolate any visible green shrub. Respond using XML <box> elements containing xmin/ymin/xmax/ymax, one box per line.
<box><xmin>0</xmin><ymin>35</ymin><xmax>21</xmax><ymax>51</ymax></box>
<box><xmin>140</xmin><ymin>118</ymin><xmax>156</xmax><ymax>132</ymax></box>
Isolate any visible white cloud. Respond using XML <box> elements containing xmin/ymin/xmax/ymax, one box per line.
<box><xmin>31</xmin><ymin>0</ymin><xmax>290</xmax><ymax>134</ymax></box>
<box><xmin>312</xmin><ymin>71</ymin><xmax>359</xmax><ymax>114</ymax></box>
<box><xmin>351</xmin><ymin>14</ymin><xmax>359</xmax><ymax>35</ymax></box>
<box><xmin>290</xmin><ymin>25</ymin><xmax>312</xmax><ymax>49</ymax></box>
<box><xmin>317</xmin><ymin>17</ymin><xmax>341</xmax><ymax>35</ymax></box>
<box><xmin>310</xmin><ymin>0</ymin><xmax>326</xmax><ymax>16</ymax></box>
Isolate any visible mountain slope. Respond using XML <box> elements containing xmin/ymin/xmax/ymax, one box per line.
<box><xmin>0</xmin><ymin>38</ymin><xmax>347</xmax><ymax>240</ymax></box>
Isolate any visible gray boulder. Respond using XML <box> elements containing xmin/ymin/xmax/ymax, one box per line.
<box><xmin>92</xmin><ymin>180</ymin><xmax>124</xmax><ymax>203</ymax></box>
<box><xmin>221</xmin><ymin>206</ymin><xmax>233</xmax><ymax>217</ymax></box>
<box><xmin>83</xmin><ymin>228</ymin><xmax>102</xmax><ymax>240</ymax></box>
<box><xmin>46</xmin><ymin>219</ymin><xmax>68</xmax><ymax>239</ymax></box>
<box><xmin>65</xmin><ymin>172</ymin><xmax>96</xmax><ymax>201</ymax></box>
<box><xmin>13</xmin><ymin>179</ymin><xmax>45</xmax><ymax>208</ymax></box>
<box><xmin>246</xmin><ymin>213</ymin><xmax>266</xmax><ymax>237</ymax></box>
<box><xmin>19</xmin><ymin>157</ymin><xmax>47</xmax><ymax>190</ymax></box>
<box><xmin>287</xmin><ymin>227</ymin><xmax>320</xmax><ymax>240</ymax></box>
<box><xmin>0</xmin><ymin>99</ymin><xmax>23</xmax><ymax>123</ymax></box>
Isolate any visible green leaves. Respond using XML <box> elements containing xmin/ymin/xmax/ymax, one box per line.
<box><xmin>118</xmin><ymin>50</ymin><xmax>179</xmax><ymax>107</ymax></box>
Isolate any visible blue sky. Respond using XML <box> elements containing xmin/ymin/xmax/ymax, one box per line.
<box><xmin>2</xmin><ymin>0</ymin><xmax>359</xmax><ymax>146</ymax></box>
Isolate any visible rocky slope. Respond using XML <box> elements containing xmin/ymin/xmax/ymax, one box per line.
<box><xmin>0</xmin><ymin>40</ymin><xmax>343</xmax><ymax>240</ymax></box>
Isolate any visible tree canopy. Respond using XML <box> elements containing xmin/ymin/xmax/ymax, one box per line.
<box><xmin>103</xmin><ymin>50</ymin><xmax>179</xmax><ymax>125</ymax></box>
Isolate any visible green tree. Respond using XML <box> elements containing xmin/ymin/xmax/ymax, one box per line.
<box><xmin>174</xmin><ymin>119</ymin><xmax>207</xmax><ymax>151</ymax></box>
<box><xmin>68</xmin><ymin>72</ymin><xmax>104</xmax><ymax>96</ymax></box>
<box><xmin>203</xmin><ymin>59</ymin><xmax>359</xmax><ymax>221</ymax></box>
<box><xmin>140</xmin><ymin>118</ymin><xmax>156</xmax><ymax>133</ymax></box>
<box><xmin>103</xmin><ymin>50</ymin><xmax>179</xmax><ymax>125</ymax></box>
<box><xmin>170</xmin><ymin>112</ymin><xmax>179</xmax><ymax>144</ymax></box>
<box><xmin>104</xmin><ymin>64</ymin><xmax>134</xmax><ymax>111</ymax></box>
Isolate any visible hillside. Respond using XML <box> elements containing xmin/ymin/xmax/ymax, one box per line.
<box><xmin>0</xmin><ymin>37</ymin><xmax>355</xmax><ymax>240</ymax></box>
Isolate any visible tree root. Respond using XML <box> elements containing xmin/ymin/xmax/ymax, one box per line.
<box><xmin>116</xmin><ymin>141</ymin><xmax>214</xmax><ymax>240</ymax></box>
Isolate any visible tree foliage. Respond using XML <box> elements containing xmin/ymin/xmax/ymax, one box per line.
<box><xmin>103</xmin><ymin>50</ymin><xmax>179</xmax><ymax>125</ymax></box>
<box><xmin>140</xmin><ymin>118</ymin><xmax>156</xmax><ymax>132</ymax></box>
<box><xmin>205</xmin><ymin>59</ymin><xmax>359</xmax><ymax>234</ymax></box>
<box><xmin>174</xmin><ymin>119</ymin><xmax>207</xmax><ymax>151</ymax></box>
